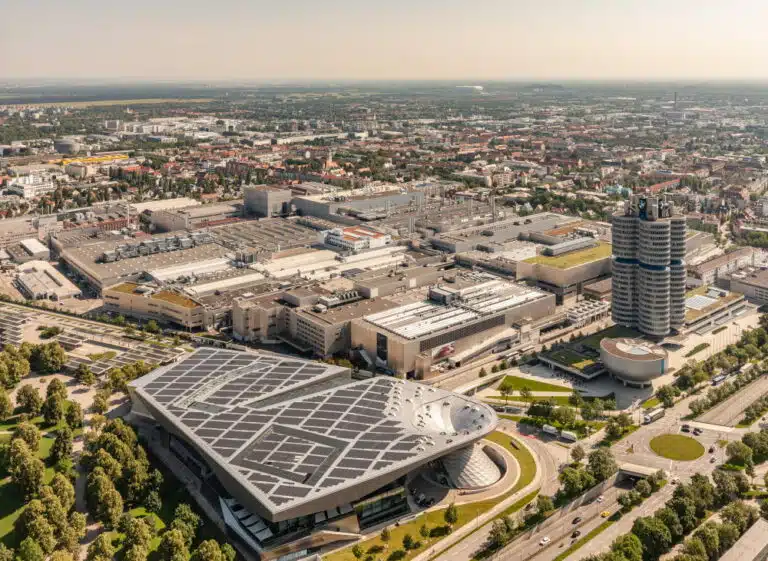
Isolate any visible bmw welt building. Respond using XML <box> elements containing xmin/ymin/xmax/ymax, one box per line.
<box><xmin>129</xmin><ymin>349</ymin><xmax>501</xmax><ymax>561</ymax></box>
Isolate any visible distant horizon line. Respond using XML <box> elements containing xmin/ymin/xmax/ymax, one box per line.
<box><xmin>3</xmin><ymin>77</ymin><xmax>768</xmax><ymax>86</ymax></box>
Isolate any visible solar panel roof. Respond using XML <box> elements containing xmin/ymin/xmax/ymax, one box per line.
<box><xmin>130</xmin><ymin>349</ymin><xmax>497</xmax><ymax>520</ymax></box>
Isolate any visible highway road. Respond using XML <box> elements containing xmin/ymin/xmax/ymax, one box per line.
<box><xmin>697</xmin><ymin>375</ymin><xmax>768</xmax><ymax>427</ymax></box>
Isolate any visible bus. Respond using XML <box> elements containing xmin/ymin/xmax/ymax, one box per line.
<box><xmin>643</xmin><ymin>407</ymin><xmax>666</xmax><ymax>424</ymax></box>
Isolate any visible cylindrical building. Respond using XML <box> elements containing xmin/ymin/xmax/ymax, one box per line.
<box><xmin>611</xmin><ymin>195</ymin><xmax>686</xmax><ymax>339</ymax></box>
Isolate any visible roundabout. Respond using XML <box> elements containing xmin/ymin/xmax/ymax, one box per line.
<box><xmin>649</xmin><ymin>434</ymin><xmax>705</xmax><ymax>461</ymax></box>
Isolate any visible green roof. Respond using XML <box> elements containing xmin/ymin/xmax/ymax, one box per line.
<box><xmin>524</xmin><ymin>241</ymin><xmax>612</xmax><ymax>269</ymax></box>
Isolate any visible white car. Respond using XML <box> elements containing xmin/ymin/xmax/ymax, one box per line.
<box><xmin>596</xmin><ymin>495</ymin><xmax>604</xmax><ymax>503</ymax></box>
<box><xmin>539</xmin><ymin>537</ymin><xmax>551</xmax><ymax>546</ymax></box>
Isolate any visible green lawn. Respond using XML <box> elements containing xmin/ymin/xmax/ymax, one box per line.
<box><xmin>0</xmin><ymin>436</ymin><xmax>56</xmax><ymax>547</ymax></box>
<box><xmin>488</xmin><ymin>395</ymin><xmax>576</xmax><ymax>406</ymax></box>
<box><xmin>642</xmin><ymin>397</ymin><xmax>661</xmax><ymax>410</ymax></box>
<box><xmin>579</xmin><ymin>325</ymin><xmax>643</xmax><ymax>351</ymax></box>
<box><xmin>650</xmin><ymin>434</ymin><xmax>705</xmax><ymax>461</ymax></box>
<box><xmin>324</xmin><ymin>433</ymin><xmax>537</xmax><ymax>561</ymax></box>
<box><xmin>0</xmin><ymin>401</ymin><xmax>76</xmax><ymax>433</ymax></box>
<box><xmin>498</xmin><ymin>376</ymin><xmax>571</xmax><ymax>393</ymax></box>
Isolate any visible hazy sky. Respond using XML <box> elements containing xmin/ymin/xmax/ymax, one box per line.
<box><xmin>3</xmin><ymin>0</ymin><xmax>768</xmax><ymax>81</ymax></box>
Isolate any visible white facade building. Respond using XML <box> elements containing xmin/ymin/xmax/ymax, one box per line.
<box><xmin>319</xmin><ymin>226</ymin><xmax>391</xmax><ymax>252</ymax></box>
<box><xmin>7</xmin><ymin>175</ymin><xmax>56</xmax><ymax>199</ymax></box>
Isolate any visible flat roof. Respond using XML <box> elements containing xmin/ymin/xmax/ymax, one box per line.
<box><xmin>131</xmin><ymin>349</ymin><xmax>497</xmax><ymax>521</ymax></box>
<box><xmin>600</xmin><ymin>338</ymin><xmax>667</xmax><ymax>361</ymax></box>
<box><xmin>523</xmin><ymin>241</ymin><xmax>612</xmax><ymax>269</ymax></box>
<box><xmin>365</xmin><ymin>279</ymin><xmax>546</xmax><ymax>340</ymax></box>
<box><xmin>298</xmin><ymin>297</ymin><xmax>399</xmax><ymax>325</ymax></box>
<box><xmin>691</xmin><ymin>247</ymin><xmax>753</xmax><ymax>274</ymax></box>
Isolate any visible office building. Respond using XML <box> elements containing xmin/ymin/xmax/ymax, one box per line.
<box><xmin>611</xmin><ymin>195</ymin><xmax>686</xmax><ymax>338</ymax></box>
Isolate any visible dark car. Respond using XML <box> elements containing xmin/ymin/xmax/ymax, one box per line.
<box><xmin>681</xmin><ymin>425</ymin><xmax>691</xmax><ymax>433</ymax></box>
<box><xmin>572</xmin><ymin>530</ymin><xmax>582</xmax><ymax>539</ymax></box>
<box><xmin>709</xmin><ymin>446</ymin><xmax>715</xmax><ymax>453</ymax></box>
<box><xmin>572</xmin><ymin>517</ymin><xmax>583</xmax><ymax>524</ymax></box>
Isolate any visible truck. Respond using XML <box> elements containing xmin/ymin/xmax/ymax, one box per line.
<box><xmin>644</xmin><ymin>407</ymin><xmax>666</xmax><ymax>424</ymax></box>
<box><xmin>542</xmin><ymin>424</ymin><xmax>559</xmax><ymax>436</ymax></box>
<box><xmin>560</xmin><ymin>430</ymin><xmax>578</xmax><ymax>442</ymax></box>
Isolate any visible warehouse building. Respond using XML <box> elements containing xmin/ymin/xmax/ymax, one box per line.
<box><xmin>351</xmin><ymin>274</ymin><xmax>554</xmax><ymax>378</ymax></box>
<box><xmin>129</xmin><ymin>349</ymin><xmax>501</xmax><ymax>560</ymax></box>
<box><xmin>7</xmin><ymin>238</ymin><xmax>50</xmax><ymax>263</ymax></box>
<box><xmin>16</xmin><ymin>261</ymin><xmax>82</xmax><ymax>300</ymax></box>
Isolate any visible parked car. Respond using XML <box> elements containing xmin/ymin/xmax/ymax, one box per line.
<box><xmin>681</xmin><ymin>424</ymin><xmax>691</xmax><ymax>433</ymax></box>
<box><xmin>572</xmin><ymin>516</ymin><xmax>583</xmax><ymax>524</ymax></box>
<box><xmin>539</xmin><ymin>537</ymin><xmax>551</xmax><ymax>546</ymax></box>
<box><xmin>596</xmin><ymin>495</ymin><xmax>604</xmax><ymax>503</ymax></box>
<box><xmin>601</xmin><ymin>510</ymin><xmax>611</xmax><ymax>518</ymax></box>
<box><xmin>572</xmin><ymin>530</ymin><xmax>582</xmax><ymax>539</ymax></box>
<box><xmin>709</xmin><ymin>446</ymin><xmax>715</xmax><ymax>453</ymax></box>
<box><xmin>710</xmin><ymin>457</ymin><xmax>717</xmax><ymax>463</ymax></box>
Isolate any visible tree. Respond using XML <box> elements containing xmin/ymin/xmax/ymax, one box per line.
<box><xmin>13</xmin><ymin>422</ymin><xmax>40</xmax><ymax>452</ymax></box>
<box><xmin>537</xmin><ymin>495</ymin><xmax>554</xmax><ymax>516</ymax></box>
<box><xmin>402</xmin><ymin>534</ymin><xmax>414</xmax><ymax>550</ymax></box>
<box><xmin>158</xmin><ymin>529</ymin><xmax>188</xmax><ymax>561</ymax></box>
<box><xmin>380</xmin><ymin>527</ymin><xmax>391</xmax><ymax>549</ymax></box>
<box><xmin>605</xmin><ymin>418</ymin><xmax>623</xmax><ymax>440</ymax></box>
<box><xmin>520</xmin><ymin>387</ymin><xmax>532</xmax><ymax>402</ymax></box>
<box><xmin>145</xmin><ymin>321</ymin><xmax>160</xmax><ymax>335</ymax></box>
<box><xmin>717</xmin><ymin>522</ymin><xmax>741</xmax><ymax>553</ymax></box>
<box><xmin>64</xmin><ymin>402</ymin><xmax>83</xmax><ymax>430</ymax></box>
<box><xmin>569</xmin><ymin>391</ymin><xmax>584</xmax><ymax>407</ymax></box>
<box><xmin>419</xmin><ymin>524</ymin><xmax>429</xmax><ymax>541</ymax></box>
<box><xmin>478</xmin><ymin>367</ymin><xmax>487</xmax><ymax>378</ymax></box>
<box><xmin>632</xmin><ymin>516</ymin><xmax>672</xmax><ymax>559</ymax></box>
<box><xmin>144</xmin><ymin>490</ymin><xmax>162</xmax><ymax>514</ymax></box>
<box><xmin>51</xmin><ymin>474</ymin><xmax>75</xmax><ymax>513</ymax></box>
<box><xmin>0</xmin><ymin>391</ymin><xmax>13</xmax><ymax>421</ymax></box>
<box><xmin>571</xmin><ymin>444</ymin><xmax>585</xmax><ymax>464</ymax></box>
<box><xmin>587</xmin><ymin>448</ymin><xmax>617</xmax><ymax>482</ymax></box>
<box><xmin>86</xmin><ymin>534</ymin><xmax>115</xmax><ymax>561</ymax></box>
<box><xmin>657</xmin><ymin>385</ymin><xmax>676</xmax><ymax>408</ymax></box>
<box><xmin>221</xmin><ymin>544</ymin><xmax>235</xmax><ymax>561</ymax></box>
<box><xmin>51</xmin><ymin>428</ymin><xmax>73</xmax><ymax>465</ymax></box>
<box><xmin>634</xmin><ymin>479</ymin><xmax>652</xmax><ymax>498</ymax></box>
<box><xmin>762</xmin><ymin>499</ymin><xmax>768</xmax><ymax>521</ymax></box>
<box><xmin>727</xmin><ymin>441</ymin><xmax>753</xmax><ymax>465</ymax></box>
<box><xmin>499</xmin><ymin>384</ymin><xmax>514</xmax><ymax>405</ymax></box>
<box><xmin>16</xmin><ymin>538</ymin><xmax>44</xmax><ymax>561</ymax></box>
<box><xmin>191</xmin><ymin>541</ymin><xmax>226</xmax><ymax>561</ymax></box>
<box><xmin>92</xmin><ymin>393</ymin><xmax>108</xmax><ymax>415</ymax></box>
<box><xmin>721</xmin><ymin>501</ymin><xmax>758</xmax><ymax>534</ymax></box>
<box><xmin>42</xmin><ymin>394</ymin><xmax>64</xmax><ymax>427</ymax></box>
<box><xmin>30</xmin><ymin>343</ymin><xmax>66</xmax><ymax>374</ymax></box>
<box><xmin>9</xmin><ymin>439</ymin><xmax>44</xmax><ymax>498</ymax></box>
<box><xmin>74</xmin><ymin>364</ymin><xmax>96</xmax><ymax>387</ymax></box>
<box><xmin>693</xmin><ymin>523</ymin><xmax>720</xmax><ymax>561</ymax></box>
<box><xmin>656</xmin><ymin>508</ymin><xmax>684</xmax><ymax>541</ymax></box>
<box><xmin>487</xmin><ymin>520</ymin><xmax>510</xmax><ymax>550</ymax></box>
<box><xmin>552</xmin><ymin>406</ymin><xmax>576</xmax><ymax>426</ymax></box>
<box><xmin>46</xmin><ymin>379</ymin><xmax>67</xmax><ymax>401</ymax></box>
<box><xmin>444</xmin><ymin>503</ymin><xmax>458</xmax><ymax>527</ymax></box>
<box><xmin>16</xmin><ymin>385</ymin><xmax>43</xmax><ymax>416</ymax></box>
<box><xmin>682</xmin><ymin>537</ymin><xmax>708</xmax><ymax>560</ymax></box>
<box><xmin>610</xmin><ymin>534</ymin><xmax>643</xmax><ymax>561</ymax></box>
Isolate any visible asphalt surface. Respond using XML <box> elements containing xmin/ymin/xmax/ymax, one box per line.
<box><xmin>697</xmin><ymin>375</ymin><xmax>768</xmax><ymax>427</ymax></box>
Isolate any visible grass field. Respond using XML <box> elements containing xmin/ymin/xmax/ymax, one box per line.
<box><xmin>650</xmin><ymin>434</ymin><xmax>705</xmax><ymax>461</ymax></box>
<box><xmin>324</xmin><ymin>433</ymin><xmax>537</xmax><ymax>561</ymax></box>
<box><xmin>642</xmin><ymin>397</ymin><xmax>661</xmax><ymax>410</ymax></box>
<box><xmin>32</xmin><ymin>98</ymin><xmax>215</xmax><ymax>108</ymax></box>
<box><xmin>524</xmin><ymin>242</ymin><xmax>612</xmax><ymax>269</ymax></box>
<box><xmin>499</xmin><ymin>376</ymin><xmax>571</xmax><ymax>393</ymax></box>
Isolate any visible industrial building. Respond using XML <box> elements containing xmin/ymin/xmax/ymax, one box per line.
<box><xmin>149</xmin><ymin>202</ymin><xmax>243</xmax><ymax>232</ymax></box>
<box><xmin>7</xmin><ymin>238</ymin><xmax>50</xmax><ymax>263</ymax></box>
<box><xmin>129</xmin><ymin>349</ymin><xmax>501</xmax><ymax>560</ymax></box>
<box><xmin>243</xmin><ymin>185</ymin><xmax>293</xmax><ymax>218</ymax></box>
<box><xmin>515</xmin><ymin>241</ymin><xmax>612</xmax><ymax>304</ymax></box>
<box><xmin>292</xmin><ymin>188</ymin><xmax>424</xmax><ymax>220</ymax></box>
<box><xmin>318</xmin><ymin>226</ymin><xmax>391</xmax><ymax>252</ymax></box>
<box><xmin>351</xmin><ymin>274</ymin><xmax>554</xmax><ymax>378</ymax></box>
<box><xmin>103</xmin><ymin>282</ymin><xmax>205</xmax><ymax>329</ymax></box>
<box><xmin>612</xmin><ymin>195</ymin><xmax>686</xmax><ymax>338</ymax></box>
<box><xmin>684</xmin><ymin>286</ymin><xmax>748</xmax><ymax>334</ymax></box>
<box><xmin>16</xmin><ymin>261</ymin><xmax>82</xmax><ymax>301</ymax></box>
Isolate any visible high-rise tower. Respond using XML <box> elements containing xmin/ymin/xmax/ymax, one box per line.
<box><xmin>612</xmin><ymin>194</ymin><xmax>686</xmax><ymax>339</ymax></box>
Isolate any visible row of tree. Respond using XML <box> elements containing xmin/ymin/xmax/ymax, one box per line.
<box><xmin>689</xmin><ymin>364</ymin><xmax>763</xmax><ymax>417</ymax></box>
<box><xmin>586</xmin><ymin>471</ymin><xmax>759</xmax><ymax>561</ymax></box>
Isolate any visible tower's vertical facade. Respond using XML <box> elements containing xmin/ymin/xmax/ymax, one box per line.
<box><xmin>611</xmin><ymin>194</ymin><xmax>686</xmax><ymax>339</ymax></box>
